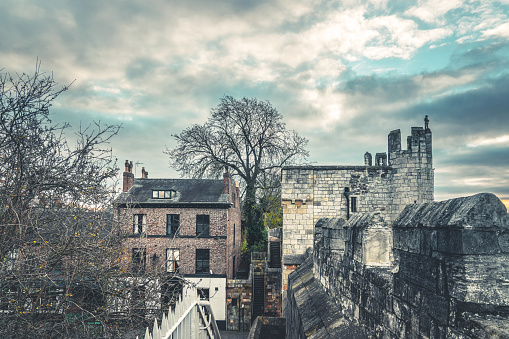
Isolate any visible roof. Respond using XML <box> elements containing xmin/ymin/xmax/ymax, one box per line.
<box><xmin>115</xmin><ymin>178</ymin><xmax>230</xmax><ymax>206</ymax></box>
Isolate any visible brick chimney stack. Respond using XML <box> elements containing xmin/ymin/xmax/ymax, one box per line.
<box><xmin>123</xmin><ymin>160</ymin><xmax>134</xmax><ymax>192</ymax></box>
<box><xmin>223</xmin><ymin>170</ymin><xmax>231</xmax><ymax>194</ymax></box>
<box><xmin>141</xmin><ymin>167</ymin><xmax>148</xmax><ymax>179</ymax></box>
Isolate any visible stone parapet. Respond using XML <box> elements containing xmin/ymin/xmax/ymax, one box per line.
<box><xmin>305</xmin><ymin>193</ymin><xmax>509</xmax><ymax>338</ymax></box>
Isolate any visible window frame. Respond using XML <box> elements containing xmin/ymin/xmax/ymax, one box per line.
<box><xmin>196</xmin><ymin>249</ymin><xmax>210</xmax><ymax>274</ymax></box>
<box><xmin>196</xmin><ymin>215</ymin><xmax>210</xmax><ymax>237</ymax></box>
<box><xmin>167</xmin><ymin>214</ymin><xmax>180</xmax><ymax>236</ymax></box>
<box><xmin>351</xmin><ymin>196</ymin><xmax>357</xmax><ymax>213</ymax></box>
<box><xmin>152</xmin><ymin>190</ymin><xmax>176</xmax><ymax>199</ymax></box>
<box><xmin>198</xmin><ymin>288</ymin><xmax>210</xmax><ymax>300</ymax></box>
<box><xmin>132</xmin><ymin>248</ymin><xmax>146</xmax><ymax>274</ymax></box>
<box><xmin>166</xmin><ymin>248</ymin><xmax>180</xmax><ymax>273</ymax></box>
<box><xmin>133</xmin><ymin>214</ymin><xmax>146</xmax><ymax>234</ymax></box>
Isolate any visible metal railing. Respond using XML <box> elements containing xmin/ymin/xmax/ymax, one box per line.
<box><xmin>138</xmin><ymin>286</ymin><xmax>221</xmax><ymax>339</ymax></box>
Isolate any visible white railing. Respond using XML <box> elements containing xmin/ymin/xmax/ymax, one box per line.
<box><xmin>138</xmin><ymin>286</ymin><xmax>221</xmax><ymax>339</ymax></box>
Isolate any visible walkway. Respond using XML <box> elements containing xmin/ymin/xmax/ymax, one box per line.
<box><xmin>219</xmin><ymin>330</ymin><xmax>249</xmax><ymax>339</ymax></box>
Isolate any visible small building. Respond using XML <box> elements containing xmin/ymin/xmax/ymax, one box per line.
<box><xmin>281</xmin><ymin>118</ymin><xmax>434</xmax><ymax>292</ymax></box>
<box><xmin>115</xmin><ymin>161</ymin><xmax>242</xmax><ymax>329</ymax></box>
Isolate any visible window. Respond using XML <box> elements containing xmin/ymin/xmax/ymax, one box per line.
<box><xmin>132</xmin><ymin>248</ymin><xmax>146</xmax><ymax>274</ymax></box>
<box><xmin>196</xmin><ymin>249</ymin><xmax>210</xmax><ymax>274</ymax></box>
<box><xmin>196</xmin><ymin>215</ymin><xmax>210</xmax><ymax>237</ymax></box>
<box><xmin>167</xmin><ymin>214</ymin><xmax>180</xmax><ymax>236</ymax></box>
<box><xmin>233</xmin><ymin>223</ymin><xmax>236</xmax><ymax>247</ymax></box>
<box><xmin>133</xmin><ymin>214</ymin><xmax>146</xmax><ymax>234</ymax></box>
<box><xmin>132</xmin><ymin>285</ymin><xmax>145</xmax><ymax>315</ymax></box>
<box><xmin>152</xmin><ymin>190</ymin><xmax>176</xmax><ymax>199</ymax></box>
<box><xmin>351</xmin><ymin>197</ymin><xmax>357</xmax><ymax>212</ymax></box>
<box><xmin>166</xmin><ymin>249</ymin><xmax>180</xmax><ymax>273</ymax></box>
<box><xmin>198</xmin><ymin>288</ymin><xmax>209</xmax><ymax>300</ymax></box>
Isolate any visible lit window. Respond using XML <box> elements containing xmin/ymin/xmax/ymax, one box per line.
<box><xmin>166</xmin><ymin>249</ymin><xmax>180</xmax><ymax>273</ymax></box>
<box><xmin>196</xmin><ymin>215</ymin><xmax>210</xmax><ymax>237</ymax></box>
<box><xmin>152</xmin><ymin>190</ymin><xmax>176</xmax><ymax>199</ymax></box>
<box><xmin>133</xmin><ymin>214</ymin><xmax>146</xmax><ymax>234</ymax></box>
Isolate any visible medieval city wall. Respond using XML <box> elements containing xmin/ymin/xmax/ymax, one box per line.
<box><xmin>282</xmin><ymin>125</ymin><xmax>434</xmax><ymax>292</ymax></box>
<box><xmin>291</xmin><ymin>193</ymin><xmax>509</xmax><ymax>338</ymax></box>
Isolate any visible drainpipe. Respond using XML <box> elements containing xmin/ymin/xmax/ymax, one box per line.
<box><xmin>344</xmin><ymin>187</ymin><xmax>350</xmax><ymax>220</ymax></box>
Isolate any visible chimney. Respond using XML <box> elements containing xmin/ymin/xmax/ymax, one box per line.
<box><xmin>123</xmin><ymin>160</ymin><xmax>134</xmax><ymax>192</ymax></box>
<box><xmin>141</xmin><ymin>167</ymin><xmax>147</xmax><ymax>178</ymax></box>
<box><xmin>223</xmin><ymin>171</ymin><xmax>231</xmax><ymax>195</ymax></box>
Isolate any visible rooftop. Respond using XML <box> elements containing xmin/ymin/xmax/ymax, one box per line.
<box><xmin>115</xmin><ymin>178</ymin><xmax>230</xmax><ymax>206</ymax></box>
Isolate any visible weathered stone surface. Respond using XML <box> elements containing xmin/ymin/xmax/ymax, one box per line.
<box><xmin>282</xmin><ymin>125</ymin><xmax>434</xmax><ymax>268</ymax></box>
<box><xmin>394</xmin><ymin>193</ymin><xmax>509</xmax><ymax>229</ymax></box>
<box><xmin>286</xmin><ymin>193</ymin><xmax>509</xmax><ymax>339</ymax></box>
<box><xmin>286</xmin><ymin>256</ymin><xmax>369</xmax><ymax>339</ymax></box>
<box><xmin>445</xmin><ymin>254</ymin><xmax>509</xmax><ymax>305</ymax></box>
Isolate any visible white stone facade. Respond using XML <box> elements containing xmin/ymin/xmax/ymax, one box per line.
<box><xmin>282</xmin><ymin>124</ymin><xmax>434</xmax><ymax>270</ymax></box>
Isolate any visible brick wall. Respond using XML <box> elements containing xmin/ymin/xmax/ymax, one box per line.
<box><xmin>119</xmin><ymin>201</ymin><xmax>241</xmax><ymax>278</ymax></box>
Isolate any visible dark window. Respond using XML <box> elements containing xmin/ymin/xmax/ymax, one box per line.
<box><xmin>198</xmin><ymin>288</ymin><xmax>209</xmax><ymax>300</ymax></box>
<box><xmin>133</xmin><ymin>214</ymin><xmax>146</xmax><ymax>234</ymax></box>
<box><xmin>196</xmin><ymin>249</ymin><xmax>210</xmax><ymax>274</ymax></box>
<box><xmin>132</xmin><ymin>248</ymin><xmax>146</xmax><ymax>274</ymax></box>
<box><xmin>167</xmin><ymin>214</ymin><xmax>180</xmax><ymax>236</ymax></box>
<box><xmin>233</xmin><ymin>223</ymin><xmax>236</xmax><ymax>247</ymax></box>
<box><xmin>269</xmin><ymin>241</ymin><xmax>281</xmax><ymax>268</ymax></box>
<box><xmin>232</xmin><ymin>298</ymin><xmax>238</xmax><ymax>307</ymax></box>
<box><xmin>351</xmin><ymin>197</ymin><xmax>357</xmax><ymax>212</ymax></box>
<box><xmin>196</xmin><ymin>215</ymin><xmax>210</xmax><ymax>237</ymax></box>
<box><xmin>132</xmin><ymin>285</ymin><xmax>145</xmax><ymax>315</ymax></box>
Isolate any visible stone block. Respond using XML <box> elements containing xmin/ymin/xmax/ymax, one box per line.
<box><xmin>445</xmin><ymin>254</ymin><xmax>509</xmax><ymax>305</ymax></box>
<box><xmin>437</xmin><ymin>229</ymin><xmax>500</xmax><ymax>255</ymax></box>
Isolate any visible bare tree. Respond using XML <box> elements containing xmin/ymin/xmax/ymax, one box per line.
<box><xmin>165</xmin><ymin>96</ymin><xmax>308</xmax><ymax>249</ymax></box>
<box><xmin>0</xmin><ymin>64</ymin><xmax>180</xmax><ymax>338</ymax></box>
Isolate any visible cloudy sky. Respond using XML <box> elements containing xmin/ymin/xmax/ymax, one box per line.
<box><xmin>1</xmin><ymin>0</ymin><xmax>508</xmax><ymax>204</ymax></box>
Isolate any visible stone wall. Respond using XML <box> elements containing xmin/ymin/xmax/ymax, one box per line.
<box><xmin>308</xmin><ymin>193</ymin><xmax>509</xmax><ymax>338</ymax></box>
<box><xmin>226</xmin><ymin>277</ymin><xmax>252</xmax><ymax>331</ymax></box>
<box><xmin>282</xmin><ymin>124</ymin><xmax>434</xmax><ymax>286</ymax></box>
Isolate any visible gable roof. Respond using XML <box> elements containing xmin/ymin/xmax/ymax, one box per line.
<box><xmin>115</xmin><ymin>178</ymin><xmax>231</xmax><ymax>207</ymax></box>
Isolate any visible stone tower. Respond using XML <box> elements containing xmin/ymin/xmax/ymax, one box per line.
<box><xmin>280</xmin><ymin>117</ymin><xmax>434</xmax><ymax>292</ymax></box>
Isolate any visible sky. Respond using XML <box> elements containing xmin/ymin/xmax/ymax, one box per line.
<box><xmin>1</xmin><ymin>0</ymin><xmax>508</xmax><ymax>206</ymax></box>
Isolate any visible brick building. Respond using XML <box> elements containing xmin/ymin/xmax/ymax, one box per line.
<box><xmin>115</xmin><ymin>161</ymin><xmax>242</xmax><ymax>329</ymax></box>
<box><xmin>281</xmin><ymin>118</ymin><xmax>434</xmax><ymax>292</ymax></box>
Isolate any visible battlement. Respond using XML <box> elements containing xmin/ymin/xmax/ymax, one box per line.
<box><xmin>388</xmin><ymin>125</ymin><xmax>432</xmax><ymax>166</ymax></box>
<box><xmin>281</xmin><ymin>117</ymin><xmax>435</xmax><ymax>284</ymax></box>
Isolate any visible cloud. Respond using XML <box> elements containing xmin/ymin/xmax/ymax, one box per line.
<box><xmin>404</xmin><ymin>0</ymin><xmax>463</xmax><ymax>24</ymax></box>
<box><xmin>1</xmin><ymin>0</ymin><xmax>509</xmax><ymax>200</ymax></box>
